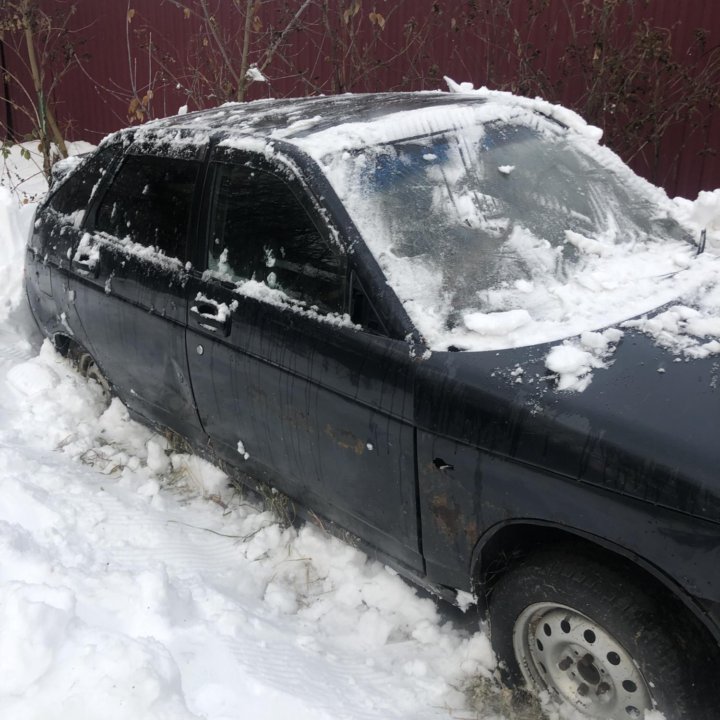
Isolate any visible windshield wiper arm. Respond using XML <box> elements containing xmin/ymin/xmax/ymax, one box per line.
<box><xmin>697</xmin><ymin>228</ymin><xmax>707</xmax><ymax>256</ymax></box>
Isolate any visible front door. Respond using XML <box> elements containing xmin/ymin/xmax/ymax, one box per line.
<box><xmin>186</xmin><ymin>149</ymin><xmax>422</xmax><ymax>571</ymax></box>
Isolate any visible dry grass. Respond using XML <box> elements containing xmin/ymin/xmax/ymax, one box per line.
<box><xmin>466</xmin><ymin>675</ymin><xmax>545</xmax><ymax>719</ymax></box>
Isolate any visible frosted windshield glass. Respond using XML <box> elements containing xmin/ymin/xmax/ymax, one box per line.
<box><xmin>324</xmin><ymin>118</ymin><xmax>693</xmax><ymax>351</ymax></box>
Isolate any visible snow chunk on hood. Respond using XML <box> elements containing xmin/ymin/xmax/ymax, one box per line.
<box><xmin>545</xmin><ymin>328</ymin><xmax>623</xmax><ymax>391</ymax></box>
<box><xmin>463</xmin><ymin>308</ymin><xmax>531</xmax><ymax>335</ymax></box>
<box><xmin>624</xmin><ymin>304</ymin><xmax>720</xmax><ymax>359</ymax></box>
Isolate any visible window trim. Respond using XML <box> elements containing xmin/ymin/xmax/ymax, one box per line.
<box><xmin>349</xmin><ymin>270</ymin><xmax>390</xmax><ymax>337</ymax></box>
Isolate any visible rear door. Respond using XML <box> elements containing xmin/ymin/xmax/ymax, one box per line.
<box><xmin>27</xmin><ymin>143</ymin><xmax>122</xmax><ymax>337</ymax></box>
<box><xmin>70</xmin><ymin>138</ymin><xmax>205</xmax><ymax>438</ymax></box>
<box><xmin>186</xmin><ymin>147</ymin><xmax>422</xmax><ymax>571</ymax></box>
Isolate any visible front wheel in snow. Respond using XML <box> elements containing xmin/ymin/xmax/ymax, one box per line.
<box><xmin>488</xmin><ymin>551</ymin><xmax>714</xmax><ymax>720</ymax></box>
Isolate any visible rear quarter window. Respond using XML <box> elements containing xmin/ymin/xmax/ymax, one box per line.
<box><xmin>47</xmin><ymin>144</ymin><xmax>121</xmax><ymax>219</ymax></box>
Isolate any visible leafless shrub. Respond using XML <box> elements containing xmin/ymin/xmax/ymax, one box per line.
<box><xmin>0</xmin><ymin>0</ymin><xmax>86</xmax><ymax>175</ymax></box>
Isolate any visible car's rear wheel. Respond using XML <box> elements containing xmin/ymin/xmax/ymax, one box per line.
<box><xmin>489</xmin><ymin>551</ymin><xmax>711</xmax><ymax>720</ymax></box>
<box><xmin>70</xmin><ymin>347</ymin><xmax>112</xmax><ymax>405</ymax></box>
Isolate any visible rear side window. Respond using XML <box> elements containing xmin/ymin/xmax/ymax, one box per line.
<box><xmin>47</xmin><ymin>144</ymin><xmax>120</xmax><ymax>216</ymax></box>
<box><xmin>95</xmin><ymin>155</ymin><xmax>199</xmax><ymax>261</ymax></box>
<box><xmin>207</xmin><ymin>162</ymin><xmax>345</xmax><ymax>314</ymax></box>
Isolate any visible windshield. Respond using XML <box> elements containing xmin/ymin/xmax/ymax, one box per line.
<box><xmin>317</xmin><ymin>113</ymin><xmax>696</xmax><ymax>351</ymax></box>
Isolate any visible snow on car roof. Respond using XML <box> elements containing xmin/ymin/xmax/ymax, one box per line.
<box><xmin>144</xmin><ymin>91</ymin><xmax>489</xmax><ymax>138</ymax></box>
<box><xmin>135</xmin><ymin>81</ymin><xmax>602</xmax><ymax>150</ymax></box>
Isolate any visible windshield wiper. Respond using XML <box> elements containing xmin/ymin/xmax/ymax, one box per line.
<box><xmin>697</xmin><ymin>228</ymin><xmax>707</xmax><ymax>256</ymax></box>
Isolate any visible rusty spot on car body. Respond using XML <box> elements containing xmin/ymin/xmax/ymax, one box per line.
<box><xmin>282</xmin><ymin>406</ymin><xmax>313</xmax><ymax>433</ymax></box>
<box><xmin>324</xmin><ymin>424</ymin><xmax>365</xmax><ymax>455</ymax></box>
<box><xmin>431</xmin><ymin>494</ymin><xmax>459</xmax><ymax>540</ymax></box>
<box><xmin>431</xmin><ymin>493</ymin><xmax>479</xmax><ymax>546</ymax></box>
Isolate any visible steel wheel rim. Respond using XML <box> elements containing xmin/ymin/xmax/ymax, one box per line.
<box><xmin>86</xmin><ymin>362</ymin><xmax>111</xmax><ymax>399</ymax></box>
<box><xmin>512</xmin><ymin>602</ymin><xmax>654</xmax><ymax>719</ymax></box>
<box><xmin>78</xmin><ymin>354</ymin><xmax>112</xmax><ymax>404</ymax></box>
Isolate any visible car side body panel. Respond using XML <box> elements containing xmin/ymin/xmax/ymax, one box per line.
<box><xmin>415</xmin><ymin>335</ymin><xmax>720</xmax><ymax>614</ymax></box>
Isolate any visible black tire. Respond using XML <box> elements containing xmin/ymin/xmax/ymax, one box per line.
<box><xmin>489</xmin><ymin>551</ymin><xmax>714</xmax><ymax>720</ymax></box>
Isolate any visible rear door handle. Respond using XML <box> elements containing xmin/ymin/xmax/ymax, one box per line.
<box><xmin>72</xmin><ymin>254</ymin><xmax>100</xmax><ymax>279</ymax></box>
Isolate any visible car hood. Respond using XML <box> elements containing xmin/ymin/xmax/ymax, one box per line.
<box><xmin>415</xmin><ymin>328</ymin><xmax>720</xmax><ymax>523</ymax></box>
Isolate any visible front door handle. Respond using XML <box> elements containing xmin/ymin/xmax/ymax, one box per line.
<box><xmin>190</xmin><ymin>302</ymin><xmax>231</xmax><ymax>337</ymax></box>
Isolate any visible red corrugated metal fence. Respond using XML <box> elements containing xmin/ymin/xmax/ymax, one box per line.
<box><xmin>1</xmin><ymin>0</ymin><xmax>719</xmax><ymax>198</ymax></box>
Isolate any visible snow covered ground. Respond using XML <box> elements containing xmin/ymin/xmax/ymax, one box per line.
<box><xmin>0</xmin><ymin>145</ymin><xmax>505</xmax><ymax>720</ymax></box>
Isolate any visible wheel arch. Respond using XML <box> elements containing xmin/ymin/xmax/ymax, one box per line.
<box><xmin>51</xmin><ymin>331</ymin><xmax>74</xmax><ymax>357</ymax></box>
<box><xmin>471</xmin><ymin>519</ymin><xmax>720</xmax><ymax>647</ymax></box>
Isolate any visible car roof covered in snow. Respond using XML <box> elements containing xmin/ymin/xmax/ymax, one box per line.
<box><xmin>142</xmin><ymin>92</ymin><xmax>491</xmax><ymax>139</ymax></box>
<box><xmin>117</xmin><ymin>85</ymin><xmax>608</xmax><ymax>162</ymax></box>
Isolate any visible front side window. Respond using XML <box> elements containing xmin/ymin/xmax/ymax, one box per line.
<box><xmin>95</xmin><ymin>154</ymin><xmax>199</xmax><ymax>261</ymax></box>
<box><xmin>207</xmin><ymin>162</ymin><xmax>345</xmax><ymax>315</ymax></box>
